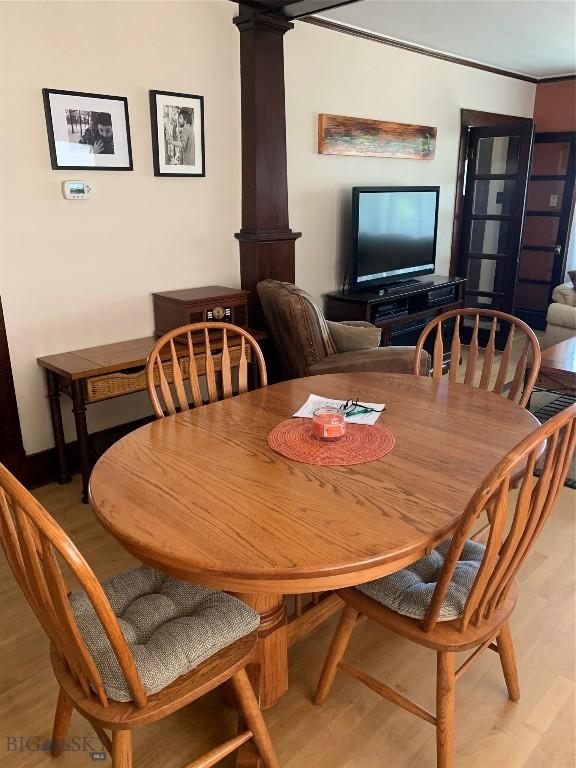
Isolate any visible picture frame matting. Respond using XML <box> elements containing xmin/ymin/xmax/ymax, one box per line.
<box><xmin>42</xmin><ymin>88</ymin><xmax>133</xmax><ymax>171</ymax></box>
<box><xmin>149</xmin><ymin>90</ymin><xmax>206</xmax><ymax>177</ymax></box>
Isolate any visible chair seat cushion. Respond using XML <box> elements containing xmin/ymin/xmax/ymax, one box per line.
<box><xmin>356</xmin><ymin>539</ymin><xmax>485</xmax><ymax>622</ymax></box>
<box><xmin>69</xmin><ymin>566</ymin><xmax>260</xmax><ymax>702</ymax></box>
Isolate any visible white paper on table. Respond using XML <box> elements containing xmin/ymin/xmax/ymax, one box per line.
<box><xmin>292</xmin><ymin>394</ymin><xmax>385</xmax><ymax>426</ymax></box>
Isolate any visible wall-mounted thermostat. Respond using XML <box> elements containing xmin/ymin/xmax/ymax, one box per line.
<box><xmin>62</xmin><ymin>181</ymin><xmax>92</xmax><ymax>200</ymax></box>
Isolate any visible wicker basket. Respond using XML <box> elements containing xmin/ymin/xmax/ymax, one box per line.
<box><xmin>85</xmin><ymin>348</ymin><xmax>252</xmax><ymax>403</ymax></box>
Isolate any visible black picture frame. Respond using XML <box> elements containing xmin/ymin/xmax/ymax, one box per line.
<box><xmin>149</xmin><ymin>90</ymin><xmax>206</xmax><ymax>177</ymax></box>
<box><xmin>42</xmin><ymin>88</ymin><xmax>133</xmax><ymax>171</ymax></box>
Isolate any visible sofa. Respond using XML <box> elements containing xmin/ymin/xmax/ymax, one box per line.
<box><xmin>543</xmin><ymin>282</ymin><xmax>576</xmax><ymax>348</ymax></box>
<box><xmin>256</xmin><ymin>279</ymin><xmax>430</xmax><ymax>379</ymax></box>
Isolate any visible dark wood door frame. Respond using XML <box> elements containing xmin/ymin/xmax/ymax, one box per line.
<box><xmin>531</xmin><ymin>132</ymin><xmax>576</xmax><ymax>288</ymax></box>
<box><xmin>516</xmin><ymin>131</ymin><xmax>576</xmax><ymax>328</ymax></box>
<box><xmin>0</xmin><ymin>298</ymin><xmax>26</xmax><ymax>478</ymax></box>
<box><xmin>459</xmin><ymin>123</ymin><xmax>534</xmax><ymax>345</ymax></box>
<box><xmin>449</xmin><ymin>109</ymin><xmax>534</xmax><ymax>278</ymax></box>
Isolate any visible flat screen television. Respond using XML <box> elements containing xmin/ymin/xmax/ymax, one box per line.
<box><xmin>351</xmin><ymin>186</ymin><xmax>440</xmax><ymax>290</ymax></box>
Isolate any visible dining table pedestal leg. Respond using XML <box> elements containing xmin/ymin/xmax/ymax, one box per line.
<box><xmin>234</xmin><ymin>592</ymin><xmax>288</xmax><ymax>708</ymax></box>
<box><xmin>232</xmin><ymin>592</ymin><xmax>287</xmax><ymax>768</ymax></box>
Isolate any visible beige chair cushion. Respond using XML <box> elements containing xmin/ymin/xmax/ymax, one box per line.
<box><xmin>547</xmin><ymin>302</ymin><xmax>576</xmax><ymax>329</ymax></box>
<box><xmin>308</xmin><ymin>346</ymin><xmax>427</xmax><ymax>375</ymax></box>
<box><xmin>356</xmin><ymin>539</ymin><xmax>485</xmax><ymax>622</ymax></box>
<box><xmin>543</xmin><ymin>320</ymin><xmax>575</xmax><ymax>348</ymax></box>
<box><xmin>551</xmin><ymin>282</ymin><xmax>576</xmax><ymax>307</ymax></box>
<box><xmin>326</xmin><ymin>320</ymin><xmax>382</xmax><ymax>352</ymax></box>
<box><xmin>70</xmin><ymin>566</ymin><xmax>260</xmax><ymax>702</ymax></box>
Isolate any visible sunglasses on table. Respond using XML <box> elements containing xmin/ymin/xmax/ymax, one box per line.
<box><xmin>339</xmin><ymin>399</ymin><xmax>385</xmax><ymax>417</ymax></box>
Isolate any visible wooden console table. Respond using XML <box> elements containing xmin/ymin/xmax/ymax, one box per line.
<box><xmin>37</xmin><ymin>331</ymin><xmax>265</xmax><ymax>502</ymax></box>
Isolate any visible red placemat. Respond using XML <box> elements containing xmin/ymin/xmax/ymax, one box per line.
<box><xmin>267</xmin><ymin>418</ymin><xmax>395</xmax><ymax>466</ymax></box>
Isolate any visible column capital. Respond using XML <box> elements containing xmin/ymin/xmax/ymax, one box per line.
<box><xmin>234</xmin><ymin>9</ymin><xmax>294</xmax><ymax>35</ymax></box>
<box><xmin>235</xmin><ymin>229</ymin><xmax>301</xmax><ymax>243</ymax></box>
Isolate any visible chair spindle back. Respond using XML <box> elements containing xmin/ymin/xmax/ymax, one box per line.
<box><xmin>422</xmin><ymin>403</ymin><xmax>576</xmax><ymax>633</ymax></box>
<box><xmin>146</xmin><ymin>322</ymin><xmax>267</xmax><ymax>419</ymax></box>
<box><xmin>414</xmin><ymin>308</ymin><xmax>541</xmax><ymax>407</ymax></box>
<box><xmin>0</xmin><ymin>465</ymin><xmax>148</xmax><ymax>707</ymax></box>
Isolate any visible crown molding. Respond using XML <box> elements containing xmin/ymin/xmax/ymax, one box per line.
<box><xmin>303</xmin><ymin>16</ymin><xmax>576</xmax><ymax>85</ymax></box>
<box><xmin>538</xmin><ymin>74</ymin><xmax>576</xmax><ymax>83</ymax></box>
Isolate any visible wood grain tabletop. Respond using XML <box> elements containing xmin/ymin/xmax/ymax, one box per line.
<box><xmin>89</xmin><ymin>373</ymin><xmax>540</xmax><ymax>593</ymax></box>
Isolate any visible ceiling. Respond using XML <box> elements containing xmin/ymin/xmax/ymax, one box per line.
<box><xmin>318</xmin><ymin>1</ymin><xmax>576</xmax><ymax>79</ymax></box>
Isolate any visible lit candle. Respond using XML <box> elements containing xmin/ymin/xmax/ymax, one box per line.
<box><xmin>312</xmin><ymin>407</ymin><xmax>346</xmax><ymax>441</ymax></box>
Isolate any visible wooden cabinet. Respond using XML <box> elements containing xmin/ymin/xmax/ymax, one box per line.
<box><xmin>325</xmin><ymin>275</ymin><xmax>466</xmax><ymax>347</ymax></box>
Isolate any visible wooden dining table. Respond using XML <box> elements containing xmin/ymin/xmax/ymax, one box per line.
<box><xmin>89</xmin><ymin>372</ymin><xmax>539</xmax><ymax>767</ymax></box>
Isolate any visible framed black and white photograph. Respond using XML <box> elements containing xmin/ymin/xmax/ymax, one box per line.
<box><xmin>150</xmin><ymin>90</ymin><xmax>205</xmax><ymax>177</ymax></box>
<box><xmin>42</xmin><ymin>88</ymin><xmax>133</xmax><ymax>171</ymax></box>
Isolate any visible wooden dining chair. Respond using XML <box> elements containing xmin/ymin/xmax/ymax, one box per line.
<box><xmin>413</xmin><ymin>308</ymin><xmax>541</xmax><ymax>408</ymax></box>
<box><xmin>314</xmin><ymin>403</ymin><xmax>576</xmax><ymax>768</ymax></box>
<box><xmin>0</xmin><ymin>464</ymin><xmax>279</xmax><ymax>768</ymax></box>
<box><xmin>146</xmin><ymin>322</ymin><xmax>267</xmax><ymax>418</ymax></box>
<box><xmin>146</xmin><ymin>323</ymin><xmax>319</xmax><ymax>623</ymax></box>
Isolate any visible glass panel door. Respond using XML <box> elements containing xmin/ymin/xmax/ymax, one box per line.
<box><xmin>515</xmin><ymin>132</ymin><xmax>576</xmax><ymax>329</ymax></box>
<box><xmin>475</xmin><ymin>136</ymin><xmax>520</xmax><ymax>174</ymax></box>
<box><xmin>459</xmin><ymin>123</ymin><xmax>534</xmax><ymax>343</ymax></box>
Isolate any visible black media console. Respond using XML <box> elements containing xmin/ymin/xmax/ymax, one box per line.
<box><xmin>325</xmin><ymin>275</ymin><xmax>466</xmax><ymax>348</ymax></box>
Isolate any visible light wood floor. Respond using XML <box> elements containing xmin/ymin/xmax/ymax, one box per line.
<box><xmin>0</xmin><ymin>477</ymin><xmax>574</xmax><ymax>767</ymax></box>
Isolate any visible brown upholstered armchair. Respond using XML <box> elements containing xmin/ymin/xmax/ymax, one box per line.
<box><xmin>257</xmin><ymin>280</ymin><xmax>429</xmax><ymax>379</ymax></box>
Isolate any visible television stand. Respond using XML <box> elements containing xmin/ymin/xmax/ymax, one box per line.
<box><xmin>377</xmin><ymin>278</ymin><xmax>421</xmax><ymax>296</ymax></box>
<box><xmin>326</xmin><ymin>275</ymin><xmax>466</xmax><ymax>348</ymax></box>
<box><xmin>376</xmin><ymin>277</ymin><xmax>421</xmax><ymax>296</ymax></box>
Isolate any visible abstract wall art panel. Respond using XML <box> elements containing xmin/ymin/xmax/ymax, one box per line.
<box><xmin>318</xmin><ymin>114</ymin><xmax>436</xmax><ymax>160</ymax></box>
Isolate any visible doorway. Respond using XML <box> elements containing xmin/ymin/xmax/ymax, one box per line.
<box><xmin>450</xmin><ymin>110</ymin><xmax>535</xmax><ymax>344</ymax></box>
<box><xmin>459</xmin><ymin>123</ymin><xmax>534</xmax><ymax>320</ymax></box>
<box><xmin>515</xmin><ymin>131</ymin><xmax>576</xmax><ymax>329</ymax></box>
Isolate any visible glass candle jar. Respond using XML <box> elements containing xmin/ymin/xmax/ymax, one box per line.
<box><xmin>312</xmin><ymin>407</ymin><xmax>346</xmax><ymax>441</ymax></box>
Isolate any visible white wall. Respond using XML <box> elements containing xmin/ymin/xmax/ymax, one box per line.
<box><xmin>0</xmin><ymin>9</ymin><xmax>538</xmax><ymax>457</ymax></box>
<box><xmin>284</xmin><ymin>21</ymin><xmax>536</xmax><ymax>301</ymax></box>
<box><xmin>0</xmin><ymin>1</ymin><xmax>241</xmax><ymax>454</ymax></box>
